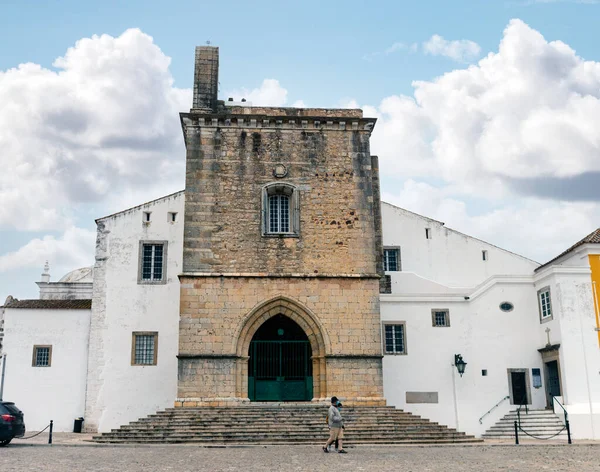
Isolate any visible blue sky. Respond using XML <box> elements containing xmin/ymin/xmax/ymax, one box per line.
<box><xmin>1</xmin><ymin>0</ymin><xmax>600</xmax><ymax>301</ymax></box>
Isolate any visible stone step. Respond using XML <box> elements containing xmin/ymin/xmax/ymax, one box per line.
<box><xmin>97</xmin><ymin>432</ymin><xmax>469</xmax><ymax>441</ymax></box>
<box><xmin>92</xmin><ymin>437</ymin><xmax>482</xmax><ymax>444</ymax></box>
<box><xmin>491</xmin><ymin>421</ymin><xmax>564</xmax><ymax>427</ymax></box>
<box><xmin>93</xmin><ymin>406</ymin><xmax>480</xmax><ymax>444</ymax></box>
<box><xmin>130</xmin><ymin>417</ymin><xmax>438</xmax><ymax>426</ymax></box>
<box><xmin>484</xmin><ymin>408</ymin><xmax>566</xmax><ymax>439</ymax></box>
<box><xmin>100</xmin><ymin>427</ymin><xmax>465</xmax><ymax>436</ymax></box>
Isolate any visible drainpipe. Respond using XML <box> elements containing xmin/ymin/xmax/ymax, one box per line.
<box><xmin>0</xmin><ymin>353</ymin><xmax>6</xmax><ymax>401</ymax></box>
<box><xmin>451</xmin><ymin>361</ymin><xmax>460</xmax><ymax>431</ymax></box>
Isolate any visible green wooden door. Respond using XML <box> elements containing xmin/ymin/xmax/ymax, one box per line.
<box><xmin>248</xmin><ymin>340</ymin><xmax>313</xmax><ymax>401</ymax></box>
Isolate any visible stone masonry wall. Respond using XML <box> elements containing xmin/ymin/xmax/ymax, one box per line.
<box><xmin>181</xmin><ymin>113</ymin><xmax>379</xmax><ymax>276</ymax></box>
<box><xmin>177</xmin><ymin>275</ymin><xmax>384</xmax><ymax>404</ymax></box>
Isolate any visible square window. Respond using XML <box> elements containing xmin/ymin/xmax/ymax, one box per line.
<box><xmin>138</xmin><ymin>241</ymin><xmax>168</xmax><ymax>284</ymax></box>
<box><xmin>432</xmin><ymin>309</ymin><xmax>450</xmax><ymax>327</ymax></box>
<box><xmin>383</xmin><ymin>248</ymin><xmax>401</xmax><ymax>272</ymax></box>
<box><xmin>482</xmin><ymin>369</ymin><xmax>488</xmax><ymax>376</ymax></box>
<box><xmin>32</xmin><ymin>345</ymin><xmax>52</xmax><ymax>367</ymax></box>
<box><xmin>538</xmin><ymin>287</ymin><xmax>553</xmax><ymax>322</ymax></box>
<box><xmin>383</xmin><ymin>323</ymin><xmax>406</xmax><ymax>354</ymax></box>
<box><xmin>143</xmin><ymin>211</ymin><xmax>151</xmax><ymax>223</ymax></box>
<box><xmin>131</xmin><ymin>332</ymin><xmax>158</xmax><ymax>366</ymax></box>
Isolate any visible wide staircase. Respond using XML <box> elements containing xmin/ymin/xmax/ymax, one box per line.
<box><xmin>92</xmin><ymin>404</ymin><xmax>481</xmax><ymax>445</ymax></box>
<box><xmin>483</xmin><ymin>409</ymin><xmax>568</xmax><ymax>440</ymax></box>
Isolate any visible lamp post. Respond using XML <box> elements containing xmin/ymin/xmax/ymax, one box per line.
<box><xmin>454</xmin><ymin>354</ymin><xmax>467</xmax><ymax>377</ymax></box>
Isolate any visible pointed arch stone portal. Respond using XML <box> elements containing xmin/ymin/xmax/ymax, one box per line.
<box><xmin>234</xmin><ymin>296</ymin><xmax>328</xmax><ymax>401</ymax></box>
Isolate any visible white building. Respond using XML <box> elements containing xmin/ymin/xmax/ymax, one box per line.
<box><xmin>380</xmin><ymin>203</ymin><xmax>600</xmax><ymax>439</ymax></box>
<box><xmin>2</xmin><ymin>196</ymin><xmax>598</xmax><ymax>439</ymax></box>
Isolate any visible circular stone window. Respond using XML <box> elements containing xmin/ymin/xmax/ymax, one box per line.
<box><xmin>499</xmin><ymin>302</ymin><xmax>514</xmax><ymax>312</ymax></box>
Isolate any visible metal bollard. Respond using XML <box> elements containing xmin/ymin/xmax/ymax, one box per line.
<box><xmin>566</xmin><ymin>419</ymin><xmax>572</xmax><ymax>445</ymax></box>
<box><xmin>48</xmin><ymin>420</ymin><xmax>53</xmax><ymax>445</ymax></box>
<box><xmin>514</xmin><ymin>420</ymin><xmax>519</xmax><ymax>445</ymax></box>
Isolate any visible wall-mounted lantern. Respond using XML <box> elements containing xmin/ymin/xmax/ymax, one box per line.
<box><xmin>454</xmin><ymin>354</ymin><xmax>467</xmax><ymax>377</ymax></box>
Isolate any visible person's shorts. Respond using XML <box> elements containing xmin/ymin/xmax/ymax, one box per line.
<box><xmin>328</xmin><ymin>427</ymin><xmax>344</xmax><ymax>441</ymax></box>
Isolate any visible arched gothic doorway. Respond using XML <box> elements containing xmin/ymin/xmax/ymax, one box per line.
<box><xmin>248</xmin><ymin>314</ymin><xmax>313</xmax><ymax>401</ymax></box>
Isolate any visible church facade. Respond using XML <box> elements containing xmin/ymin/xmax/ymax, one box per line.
<box><xmin>1</xmin><ymin>47</ymin><xmax>599</xmax><ymax>439</ymax></box>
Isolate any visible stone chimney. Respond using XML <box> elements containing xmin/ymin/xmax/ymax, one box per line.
<box><xmin>193</xmin><ymin>46</ymin><xmax>219</xmax><ymax>111</ymax></box>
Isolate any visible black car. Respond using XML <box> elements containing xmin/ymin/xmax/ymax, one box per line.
<box><xmin>0</xmin><ymin>402</ymin><xmax>26</xmax><ymax>446</ymax></box>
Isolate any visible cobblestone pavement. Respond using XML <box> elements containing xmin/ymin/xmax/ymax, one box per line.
<box><xmin>1</xmin><ymin>444</ymin><xmax>599</xmax><ymax>472</ymax></box>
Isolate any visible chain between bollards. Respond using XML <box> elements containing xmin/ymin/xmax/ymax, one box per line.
<box><xmin>48</xmin><ymin>420</ymin><xmax>53</xmax><ymax>445</ymax></box>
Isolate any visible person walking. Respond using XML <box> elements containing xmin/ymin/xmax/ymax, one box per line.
<box><xmin>323</xmin><ymin>396</ymin><xmax>347</xmax><ymax>453</ymax></box>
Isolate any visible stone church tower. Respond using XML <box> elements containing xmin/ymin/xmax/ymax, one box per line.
<box><xmin>176</xmin><ymin>46</ymin><xmax>385</xmax><ymax>406</ymax></box>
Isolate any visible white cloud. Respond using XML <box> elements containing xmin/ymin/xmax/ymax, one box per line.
<box><xmin>363</xmin><ymin>19</ymin><xmax>600</xmax><ymax>262</ymax></box>
<box><xmin>0</xmin><ymin>28</ymin><xmax>190</xmax><ymax>231</ymax></box>
<box><xmin>227</xmin><ymin>79</ymin><xmax>289</xmax><ymax>106</ymax></box>
<box><xmin>368</xmin><ymin>19</ymin><xmax>600</xmax><ymax>201</ymax></box>
<box><xmin>422</xmin><ymin>34</ymin><xmax>481</xmax><ymax>62</ymax></box>
<box><xmin>292</xmin><ymin>100</ymin><xmax>307</xmax><ymax>108</ymax></box>
<box><xmin>0</xmin><ymin>227</ymin><xmax>95</xmax><ymax>273</ymax></box>
<box><xmin>363</xmin><ymin>42</ymin><xmax>419</xmax><ymax>61</ymax></box>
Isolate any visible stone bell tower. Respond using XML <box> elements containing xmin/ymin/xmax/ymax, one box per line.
<box><xmin>176</xmin><ymin>46</ymin><xmax>386</xmax><ymax>407</ymax></box>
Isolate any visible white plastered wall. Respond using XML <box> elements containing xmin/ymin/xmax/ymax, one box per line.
<box><xmin>2</xmin><ymin>308</ymin><xmax>90</xmax><ymax>431</ymax></box>
<box><xmin>84</xmin><ymin>192</ymin><xmax>184</xmax><ymax>433</ymax></box>
<box><xmin>381</xmin><ymin>282</ymin><xmax>547</xmax><ymax>437</ymax></box>
<box><xmin>382</xmin><ymin>202</ymin><xmax>538</xmax><ymax>288</ymax></box>
<box><xmin>534</xmin><ymin>262</ymin><xmax>600</xmax><ymax>439</ymax></box>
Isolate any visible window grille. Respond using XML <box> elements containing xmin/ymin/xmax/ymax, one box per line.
<box><xmin>384</xmin><ymin>324</ymin><xmax>405</xmax><ymax>354</ymax></box>
<box><xmin>142</xmin><ymin>244</ymin><xmax>164</xmax><ymax>281</ymax></box>
<box><xmin>383</xmin><ymin>248</ymin><xmax>400</xmax><ymax>271</ymax></box>
<box><xmin>132</xmin><ymin>333</ymin><xmax>157</xmax><ymax>366</ymax></box>
<box><xmin>433</xmin><ymin>310</ymin><xmax>450</xmax><ymax>327</ymax></box>
<box><xmin>32</xmin><ymin>346</ymin><xmax>52</xmax><ymax>367</ymax></box>
<box><xmin>262</xmin><ymin>183</ymin><xmax>298</xmax><ymax>236</ymax></box>
<box><xmin>268</xmin><ymin>194</ymin><xmax>290</xmax><ymax>233</ymax></box>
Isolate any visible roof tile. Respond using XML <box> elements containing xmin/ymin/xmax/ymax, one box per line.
<box><xmin>1</xmin><ymin>299</ymin><xmax>92</xmax><ymax>310</ymax></box>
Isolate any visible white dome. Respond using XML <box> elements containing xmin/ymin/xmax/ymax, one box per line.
<box><xmin>58</xmin><ymin>266</ymin><xmax>93</xmax><ymax>283</ymax></box>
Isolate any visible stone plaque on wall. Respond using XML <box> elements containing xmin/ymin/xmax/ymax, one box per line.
<box><xmin>406</xmin><ymin>392</ymin><xmax>439</xmax><ymax>404</ymax></box>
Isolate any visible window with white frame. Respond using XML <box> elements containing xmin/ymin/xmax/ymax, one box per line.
<box><xmin>138</xmin><ymin>241</ymin><xmax>168</xmax><ymax>284</ymax></box>
<box><xmin>32</xmin><ymin>345</ymin><xmax>52</xmax><ymax>367</ymax></box>
<box><xmin>262</xmin><ymin>183</ymin><xmax>299</xmax><ymax>236</ymax></box>
<box><xmin>383</xmin><ymin>323</ymin><xmax>406</xmax><ymax>354</ymax></box>
<box><xmin>432</xmin><ymin>309</ymin><xmax>450</xmax><ymax>327</ymax></box>
<box><xmin>383</xmin><ymin>248</ymin><xmax>400</xmax><ymax>272</ymax></box>
<box><xmin>131</xmin><ymin>332</ymin><xmax>158</xmax><ymax>366</ymax></box>
<box><xmin>538</xmin><ymin>287</ymin><xmax>553</xmax><ymax>321</ymax></box>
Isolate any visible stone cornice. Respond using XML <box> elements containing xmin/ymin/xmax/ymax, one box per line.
<box><xmin>325</xmin><ymin>354</ymin><xmax>383</xmax><ymax>360</ymax></box>
<box><xmin>538</xmin><ymin>343</ymin><xmax>561</xmax><ymax>353</ymax></box>
<box><xmin>180</xmin><ymin>112</ymin><xmax>377</xmax><ymax>133</ymax></box>
<box><xmin>177</xmin><ymin>353</ymin><xmax>239</xmax><ymax>359</ymax></box>
<box><xmin>179</xmin><ymin>272</ymin><xmax>381</xmax><ymax>279</ymax></box>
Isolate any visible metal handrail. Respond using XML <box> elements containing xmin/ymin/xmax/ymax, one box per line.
<box><xmin>479</xmin><ymin>395</ymin><xmax>510</xmax><ymax>424</ymax></box>
<box><xmin>513</xmin><ymin>394</ymin><xmax>572</xmax><ymax>445</ymax></box>
<box><xmin>516</xmin><ymin>393</ymin><xmax>529</xmax><ymax>425</ymax></box>
<box><xmin>552</xmin><ymin>396</ymin><xmax>572</xmax><ymax>444</ymax></box>
<box><xmin>552</xmin><ymin>395</ymin><xmax>568</xmax><ymax>419</ymax></box>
